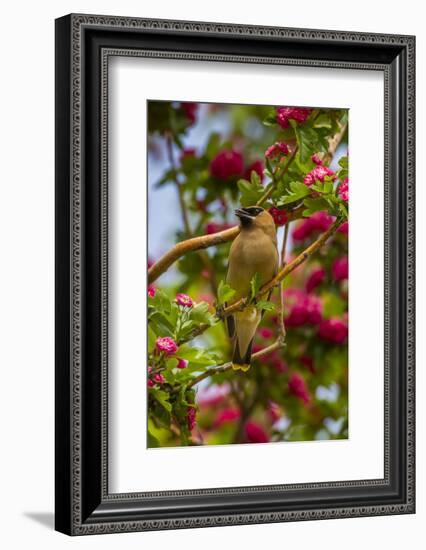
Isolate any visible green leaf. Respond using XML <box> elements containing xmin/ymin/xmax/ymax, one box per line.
<box><xmin>256</xmin><ymin>300</ymin><xmax>277</xmax><ymax>313</ymax></box>
<box><xmin>291</xmin><ymin>121</ymin><xmax>319</xmax><ymax>163</ymax></box>
<box><xmin>263</xmin><ymin>112</ymin><xmax>278</xmax><ymax>127</ymax></box>
<box><xmin>237</xmin><ymin>178</ymin><xmax>264</xmax><ymax>207</ymax></box>
<box><xmin>303</xmin><ymin>197</ymin><xmax>330</xmax><ymax>216</ymax></box>
<box><xmin>250</xmin><ymin>272</ymin><xmax>261</xmax><ymax>301</ymax></box>
<box><xmin>278</xmin><ymin>180</ymin><xmax>310</xmax><ymax>205</ymax></box>
<box><xmin>149</xmin><ymin>387</ymin><xmax>172</xmax><ymax>413</ymax></box>
<box><xmin>217</xmin><ymin>280</ymin><xmax>236</xmax><ymax>305</ymax></box>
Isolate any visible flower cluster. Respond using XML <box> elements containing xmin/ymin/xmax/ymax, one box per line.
<box><xmin>155</xmin><ymin>336</ymin><xmax>178</xmax><ymax>355</ymax></box>
<box><xmin>304</xmin><ymin>165</ymin><xmax>335</xmax><ymax>186</ymax></box>
<box><xmin>265</xmin><ymin>141</ymin><xmax>290</xmax><ymax>159</ymax></box>
<box><xmin>305</xmin><ymin>267</ymin><xmax>326</xmax><ymax>293</ymax></box>
<box><xmin>338</xmin><ymin>177</ymin><xmax>349</xmax><ymax>202</ymax></box>
<box><xmin>332</xmin><ymin>256</ymin><xmax>349</xmax><ymax>282</ymax></box>
<box><xmin>276</xmin><ymin>106</ymin><xmax>312</xmax><ymax>129</ymax></box>
<box><xmin>209</xmin><ymin>150</ymin><xmax>244</xmax><ymax>180</ymax></box>
<box><xmin>318</xmin><ymin>317</ymin><xmax>348</xmax><ymax>344</ymax></box>
<box><xmin>284</xmin><ymin>288</ymin><xmax>322</xmax><ymax>327</ymax></box>
<box><xmin>245</xmin><ymin>420</ymin><xmax>269</xmax><ymax>443</ymax></box>
<box><xmin>175</xmin><ymin>293</ymin><xmax>194</xmax><ymax>308</ymax></box>
<box><xmin>187</xmin><ymin>407</ymin><xmax>197</xmax><ymax>431</ymax></box>
<box><xmin>288</xmin><ymin>372</ymin><xmax>310</xmax><ymax>404</ymax></box>
<box><xmin>268</xmin><ymin>207</ymin><xmax>288</xmax><ymax>226</ymax></box>
<box><xmin>205</xmin><ymin>221</ymin><xmax>233</xmax><ymax>235</ymax></box>
<box><xmin>292</xmin><ymin>211</ymin><xmax>334</xmax><ymax>242</ymax></box>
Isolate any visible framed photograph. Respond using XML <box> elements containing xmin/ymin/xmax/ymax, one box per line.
<box><xmin>55</xmin><ymin>14</ymin><xmax>415</xmax><ymax>535</ymax></box>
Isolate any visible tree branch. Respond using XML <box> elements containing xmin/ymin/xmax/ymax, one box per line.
<box><xmin>187</xmin><ymin>338</ymin><xmax>285</xmax><ymax>389</ymax></box>
<box><xmin>148</xmin><ymin>209</ymin><xmax>303</xmax><ymax>284</ymax></box>
<box><xmin>220</xmin><ymin>218</ymin><xmax>342</xmax><ymax>318</ymax></box>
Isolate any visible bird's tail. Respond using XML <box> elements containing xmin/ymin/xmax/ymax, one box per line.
<box><xmin>232</xmin><ymin>338</ymin><xmax>253</xmax><ymax>372</ymax></box>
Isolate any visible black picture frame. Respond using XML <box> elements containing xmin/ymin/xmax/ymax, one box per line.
<box><xmin>55</xmin><ymin>13</ymin><xmax>415</xmax><ymax>535</ymax></box>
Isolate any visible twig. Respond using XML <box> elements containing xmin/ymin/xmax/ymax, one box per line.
<box><xmin>220</xmin><ymin>218</ymin><xmax>342</xmax><ymax>318</ymax></box>
<box><xmin>279</xmin><ymin>222</ymin><xmax>290</xmax><ymax>339</ymax></box>
<box><xmin>187</xmin><ymin>338</ymin><xmax>284</xmax><ymax>389</ymax></box>
<box><xmin>256</xmin><ymin>146</ymin><xmax>298</xmax><ymax>206</ymax></box>
<box><xmin>166</xmin><ymin>135</ymin><xmax>192</xmax><ymax>236</ymax></box>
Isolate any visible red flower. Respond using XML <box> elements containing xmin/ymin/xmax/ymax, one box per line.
<box><xmin>180</xmin><ymin>102</ymin><xmax>198</xmax><ymax>124</ymax></box>
<box><xmin>155</xmin><ymin>336</ymin><xmax>178</xmax><ymax>355</ymax></box>
<box><xmin>276</xmin><ymin>106</ymin><xmax>312</xmax><ymax>129</ymax></box>
<box><xmin>259</xmin><ymin>327</ymin><xmax>274</xmax><ymax>339</ymax></box>
<box><xmin>175</xmin><ymin>293</ymin><xmax>194</xmax><ymax>308</ymax></box>
<box><xmin>148</xmin><ymin>285</ymin><xmax>156</xmax><ymax>298</ymax></box>
<box><xmin>304</xmin><ymin>165</ymin><xmax>335</xmax><ymax>186</ymax></box>
<box><xmin>268</xmin><ymin>207</ymin><xmax>288</xmax><ymax>226</ymax></box>
<box><xmin>332</xmin><ymin>256</ymin><xmax>349</xmax><ymax>282</ymax></box>
<box><xmin>284</xmin><ymin>288</ymin><xmax>322</xmax><ymax>327</ymax></box>
<box><xmin>244</xmin><ymin>160</ymin><xmax>265</xmax><ymax>182</ymax></box>
<box><xmin>245</xmin><ymin>421</ymin><xmax>269</xmax><ymax>443</ymax></box>
<box><xmin>205</xmin><ymin>221</ymin><xmax>232</xmax><ymax>235</ymax></box>
<box><xmin>187</xmin><ymin>406</ymin><xmax>197</xmax><ymax>431</ymax></box>
<box><xmin>292</xmin><ymin>211</ymin><xmax>334</xmax><ymax>242</ymax></box>
<box><xmin>318</xmin><ymin>317</ymin><xmax>348</xmax><ymax>344</ymax></box>
<box><xmin>210</xmin><ymin>150</ymin><xmax>244</xmax><ymax>180</ymax></box>
<box><xmin>176</xmin><ymin>357</ymin><xmax>188</xmax><ymax>369</ymax></box>
<box><xmin>147</xmin><ymin>379</ymin><xmax>154</xmax><ymax>388</ymax></box>
<box><xmin>311</xmin><ymin>153</ymin><xmax>322</xmax><ymax>165</ymax></box>
<box><xmin>338</xmin><ymin>221</ymin><xmax>349</xmax><ymax>235</ymax></box>
<box><xmin>306</xmin><ymin>267</ymin><xmax>326</xmax><ymax>293</ymax></box>
<box><xmin>153</xmin><ymin>373</ymin><xmax>165</xmax><ymax>385</ymax></box>
<box><xmin>265</xmin><ymin>141</ymin><xmax>290</xmax><ymax>160</ymax></box>
<box><xmin>288</xmin><ymin>372</ymin><xmax>310</xmax><ymax>404</ymax></box>
<box><xmin>214</xmin><ymin>407</ymin><xmax>241</xmax><ymax>427</ymax></box>
<box><xmin>338</xmin><ymin>177</ymin><xmax>349</xmax><ymax>202</ymax></box>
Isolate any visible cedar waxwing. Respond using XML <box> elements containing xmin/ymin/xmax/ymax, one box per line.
<box><xmin>226</xmin><ymin>206</ymin><xmax>279</xmax><ymax>371</ymax></box>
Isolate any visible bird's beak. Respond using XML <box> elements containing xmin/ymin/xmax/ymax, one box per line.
<box><xmin>235</xmin><ymin>208</ymin><xmax>255</xmax><ymax>222</ymax></box>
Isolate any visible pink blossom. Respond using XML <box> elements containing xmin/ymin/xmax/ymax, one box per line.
<box><xmin>332</xmin><ymin>256</ymin><xmax>349</xmax><ymax>282</ymax></box>
<box><xmin>311</xmin><ymin>153</ymin><xmax>322</xmax><ymax>165</ymax></box>
<box><xmin>205</xmin><ymin>221</ymin><xmax>232</xmax><ymax>235</ymax></box>
<box><xmin>176</xmin><ymin>357</ymin><xmax>188</xmax><ymax>369</ymax></box>
<box><xmin>245</xmin><ymin>421</ymin><xmax>269</xmax><ymax>443</ymax></box>
<box><xmin>265</xmin><ymin>141</ymin><xmax>290</xmax><ymax>159</ymax></box>
<box><xmin>271</xmin><ymin>356</ymin><xmax>288</xmax><ymax>374</ymax></box>
<box><xmin>214</xmin><ymin>407</ymin><xmax>240</xmax><ymax>427</ymax></box>
<box><xmin>288</xmin><ymin>372</ymin><xmax>310</xmax><ymax>404</ymax></box>
<box><xmin>180</xmin><ymin>102</ymin><xmax>198</xmax><ymax>124</ymax></box>
<box><xmin>267</xmin><ymin>400</ymin><xmax>281</xmax><ymax>423</ymax></box>
<box><xmin>268</xmin><ymin>207</ymin><xmax>288</xmax><ymax>226</ymax></box>
<box><xmin>338</xmin><ymin>177</ymin><xmax>349</xmax><ymax>201</ymax></box>
<box><xmin>210</xmin><ymin>150</ymin><xmax>244</xmax><ymax>180</ymax></box>
<box><xmin>153</xmin><ymin>373</ymin><xmax>165</xmax><ymax>385</ymax></box>
<box><xmin>155</xmin><ymin>336</ymin><xmax>178</xmax><ymax>355</ymax></box>
<box><xmin>259</xmin><ymin>327</ymin><xmax>274</xmax><ymax>339</ymax></box>
<box><xmin>292</xmin><ymin>211</ymin><xmax>334</xmax><ymax>242</ymax></box>
<box><xmin>318</xmin><ymin>317</ymin><xmax>348</xmax><ymax>344</ymax></box>
<box><xmin>175</xmin><ymin>293</ymin><xmax>194</xmax><ymax>308</ymax></box>
<box><xmin>338</xmin><ymin>221</ymin><xmax>349</xmax><ymax>235</ymax></box>
<box><xmin>284</xmin><ymin>288</ymin><xmax>323</xmax><ymax>327</ymax></box>
<box><xmin>147</xmin><ymin>379</ymin><xmax>154</xmax><ymax>388</ymax></box>
<box><xmin>180</xmin><ymin>147</ymin><xmax>196</xmax><ymax>162</ymax></box>
<box><xmin>306</xmin><ymin>267</ymin><xmax>326</xmax><ymax>293</ymax></box>
<box><xmin>276</xmin><ymin>106</ymin><xmax>312</xmax><ymax>129</ymax></box>
<box><xmin>244</xmin><ymin>160</ymin><xmax>265</xmax><ymax>182</ymax></box>
<box><xmin>148</xmin><ymin>285</ymin><xmax>156</xmax><ymax>298</ymax></box>
<box><xmin>304</xmin><ymin>165</ymin><xmax>335</xmax><ymax>186</ymax></box>
<box><xmin>187</xmin><ymin>406</ymin><xmax>197</xmax><ymax>431</ymax></box>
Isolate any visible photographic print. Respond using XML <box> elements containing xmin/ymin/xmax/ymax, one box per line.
<box><xmin>147</xmin><ymin>100</ymin><xmax>349</xmax><ymax>448</ymax></box>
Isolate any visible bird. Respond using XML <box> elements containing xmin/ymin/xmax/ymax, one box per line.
<box><xmin>225</xmin><ymin>206</ymin><xmax>279</xmax><ymax>371</ymax></box>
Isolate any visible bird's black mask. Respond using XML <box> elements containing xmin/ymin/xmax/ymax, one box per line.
<box><xmin>235</xmin><ymin>207</ymin><xmax>263</xmax><ymax>227</ymax></box>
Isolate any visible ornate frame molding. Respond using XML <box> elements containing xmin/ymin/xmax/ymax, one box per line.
<box><xmin>55</xmin><ymin>14</ymin><xmax>415</xmax><ymax>535</ymax></box>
